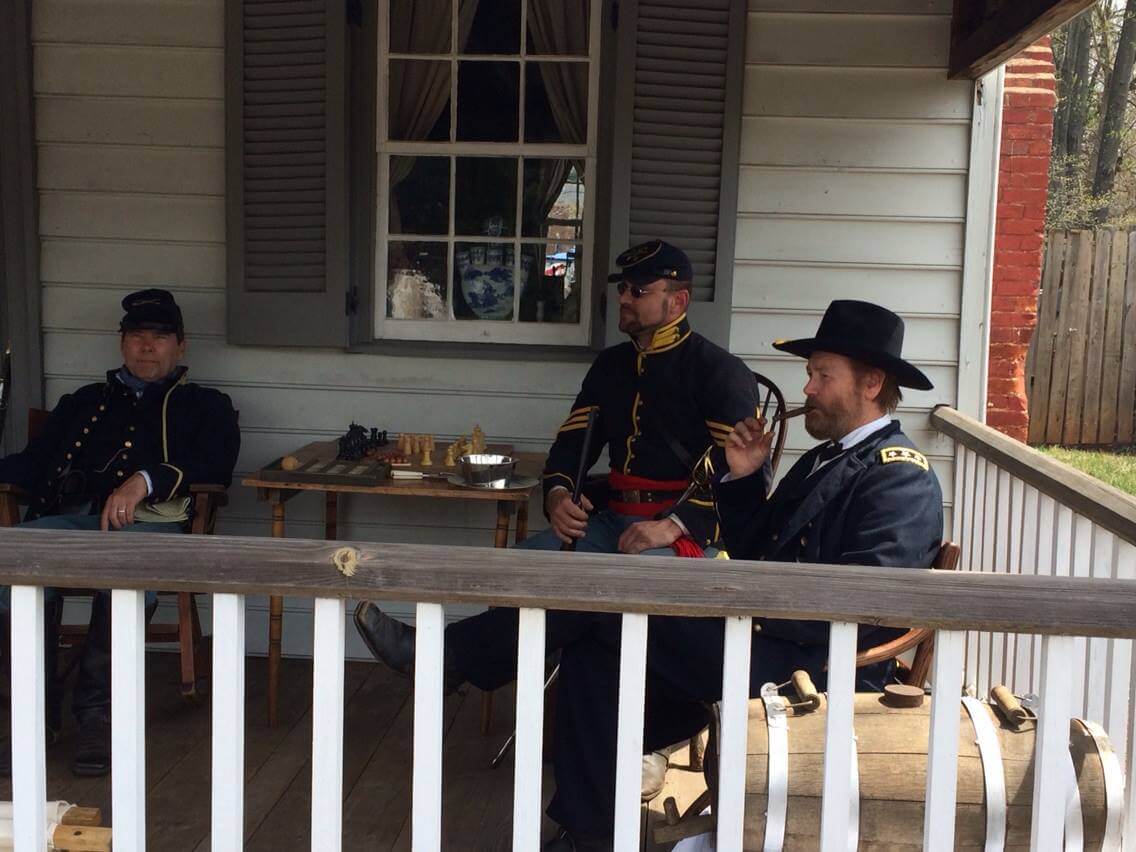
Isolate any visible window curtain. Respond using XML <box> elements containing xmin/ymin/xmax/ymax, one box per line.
<box><xmin>526</xmin><ymin>0</ymin><xmax>589</xmax><ymax>234</ymax></box>
<box><xmin>387</xmin><ymin>0</ymin><xmax>479</xmax><ymax>232</ymax></box>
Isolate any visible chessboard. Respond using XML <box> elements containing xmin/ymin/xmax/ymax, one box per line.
<box><xmin>257</xmin><ymin>441</ymin><xmax>391</xmax><ymax>487</ymax></box>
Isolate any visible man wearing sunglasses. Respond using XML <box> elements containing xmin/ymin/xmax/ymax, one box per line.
<box><xmin>356</xmin><ymin>239</ymin><xmax>763</xmax><ymax>849</ymax></box>
<box><xmin>0</xmin><ymin>288</ymin><xmax>240</xmax><ymax>777</ymax></box>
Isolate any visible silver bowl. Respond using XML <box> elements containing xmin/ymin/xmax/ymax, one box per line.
<box><xmin>459</xmin><ymin>453</ymin><xmax>517</xmax><ymax>488</ymax></box>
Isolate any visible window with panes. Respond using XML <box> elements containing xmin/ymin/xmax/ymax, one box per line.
<box><xmin>375</xmin><ymin>0</ymin><xmax>599</xmax><ymax>345</ymax></box>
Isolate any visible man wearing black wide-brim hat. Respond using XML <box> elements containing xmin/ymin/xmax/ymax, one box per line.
<box><xmin>0</xmin><ymin>288</ymin><xmax>240</xmax><ymax>777</ymax></box>
<box><xmin>715</xmin><ymin>298</ymin><xmax>943</xmax><ymax>647</ymax></box>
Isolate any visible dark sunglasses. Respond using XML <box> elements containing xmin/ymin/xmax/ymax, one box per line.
<box><xmin>616</xmin><ymin>280</ymin><xmax>672</xmax><ymax>298</ymax></box>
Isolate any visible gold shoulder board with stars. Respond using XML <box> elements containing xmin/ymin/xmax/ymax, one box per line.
<box><xmin>879</xmin><ymin>446</ymin><xmax>929</xmax><ymax>471</ymax></box>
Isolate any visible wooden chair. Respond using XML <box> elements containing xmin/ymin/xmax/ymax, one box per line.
<box><xmin>0</xmin><ymin>408</ymin><xmax>230</xmax><ymax>700</ymax></box>
<box><xmin>854</xmin><ymin>539</ymin><xmax>962</xmax><ymax>687</ymax></box>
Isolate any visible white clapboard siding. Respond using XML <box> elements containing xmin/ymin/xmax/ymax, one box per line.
<box><xmin>34</xmin><ymin>44</ymin><xmax>224</xmax><ymax>99</ymax></box>
<box><xmin>33</xmin><ymin>0</ymin><xmax>224</xmax><ymax>47</ymax></box>
<box><xmin>733</xmin><ymin>263</ymin><xmax>963</xmax><ymax>315</ymax></box>
<box><xmin>746</xmin><ymin>11</ymin><xmax>950</xmax><ymax>68</ymax></box>
<box><xmin>744</xmin><ymin>66</ymin><xmax>971</xmax><ymax>119</ymax></box>
<box><xmin>40</xmin><ymin>192</ymin><xmax>224</xmax><ymax>242</ymax></box>
<box><xmin>37</xmin><ymin>144</ymin><xmax>225</xmax><ymax>195</ymax></box>
<box><xmin>739</xmin><ymin>168</ymin><xmax>967</xmax><ymax>219</ymax></box>
<box><xmin>36</xmin><ymin>96</ymin><xmax>225</xmax><ymax>147</ymax></box>
<box><xmin>733</xmin><ymin>3</ymin><xmax>972</xmax><ymax>526</ymax></box>
<box><xmin>41</xmin><ymin>238</ymin><xmax>226</xmax><ymax>286</ymax></box>
<box><xmin>741</xmin><ymin>118</ymin><xmax>970</xmax><ymax>171</ymax></box>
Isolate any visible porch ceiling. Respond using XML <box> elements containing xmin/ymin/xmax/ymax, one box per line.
<box><xmin>950</xmin><ymin>0</ymin><xmax>1097</xmax><ymax>79</ymax></box>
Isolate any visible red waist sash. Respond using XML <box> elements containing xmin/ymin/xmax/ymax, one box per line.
<box><xmin>607</xmin><ymin>469</ymin><xmax>687</xmax><ymax>517</ymax></box>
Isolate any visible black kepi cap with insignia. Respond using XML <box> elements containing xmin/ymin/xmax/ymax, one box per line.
<box><xmin>772</xmin><ymin>299</ymin><xmax>933</xmax><ymax>390</ymax></box>
<box><xmin>607</xmin><ymin>239</ymin><xmax>693</xmax><ymax>286</ymax></box>
<box><xmin>119</xmin><ymin>288</ymin><xmax>184</xmax><ymax>338</ymax></box>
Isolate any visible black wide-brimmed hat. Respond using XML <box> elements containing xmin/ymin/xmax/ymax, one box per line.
<box><xmin>119</xmin><ymin>288</ymin><xmax>184</xmax><ymax>337</ymax></box>
<box><xmin>773</xmin><ymin>300</ymin><xmax>932</xmax><ymax>390</ymax></box>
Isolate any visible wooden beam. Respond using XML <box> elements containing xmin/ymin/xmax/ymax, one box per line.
<box><xmin>949</xmin><ymin>0</ymin><xmax>1096</xmax><ymax>79</ymax></box>
<box><xmin>0</xmin><ymin>527</ymin><xmax>1134</xmax><ymax>639</ymax></box>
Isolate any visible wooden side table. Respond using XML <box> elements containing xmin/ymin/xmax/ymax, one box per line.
<box><xmin>241</xmin><ymin>473</ymin><xmax>537</xmax><ymax>726</ymax></box>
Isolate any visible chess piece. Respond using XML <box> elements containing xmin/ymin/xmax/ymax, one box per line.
<box><xmin>421</xmin><ymin>446</ymin><xmax>433</xmax><ymax>466</ymax></box>
<box><xmin>398</xmin><ymin>433</ymin><xmax>410</xmax><ymax>455</ymax></box>
<box><xmin>444</xmin><ymin>446</ymin><xmax>456</xmax><ymax>467</ymax></box>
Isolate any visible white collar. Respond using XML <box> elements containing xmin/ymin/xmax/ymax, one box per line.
<box><xmin>835</xmin><ymin>414</ymin><xmax>893</xmax><ymax>451</ymax></box>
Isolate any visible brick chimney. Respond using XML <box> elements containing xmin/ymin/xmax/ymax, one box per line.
<box><xmin>987</xmin><ymin>38</ymin><xmax>1057</xmax><ymax>441</ymax></box>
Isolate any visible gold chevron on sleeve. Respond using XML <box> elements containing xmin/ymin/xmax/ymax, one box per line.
<box><xmin>559</xmin><ymin>405</ymin><xmax>599</xmax><ymax>432</ymax></box>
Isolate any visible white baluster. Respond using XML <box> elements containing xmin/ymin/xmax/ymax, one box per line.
<box><xmin>988</xmin><ymin>469</ymin><xmax>1012</xmax><ymax>690</ymax></box>
<box><xmin>10</xmin><ymin>585</ymin><xmax>45</xmax><ymax>852</ymax></box>
<box><xmin>717</xmin><ymin>616</ymin><xmax>752</xmax><ymax>852</ymax></box>
<box><xmin>212</xmin><ymin>593</ymin><xmax>246</xmax><ymax>852</ymax></box>
<box><xmin>977</xmin><ymin>459</ymin><xmax>999</xmax><ymax>696</ymax></box>
<box><xmin>923</xmin><ymin>629</ymin><xmax>965</xmax><ymax>851</ymax></box>
<box><xmin>1016</xmin><ymin>483</ymin><xmax>1040</xmax><ymax>693</ymax></box>
<box><xmin>613</xmin><ymin>613</ymin><xmax>648</xmax><ymax>851</ymax></box>
<box><xmin>1033</xmin><ymin>495</ymin><xmax>1058</xmax><ymax>692</ymax></box>
<box><xmin>112</xmin><ymin>588</ymin><xmax>147</xmax><ymax>851</ymax></box>
<box><xmin>513</xmin><ymin>607</ymin><xmax>546</xmax><ymax>852</ymax></box>
<box><xmin>312</xmin><ymin>597</ymin><xmax>345</xmax><ymax>851</ymax></box>
<box><xmin>1005</xmin><ymin>475</ymin><xmax>1025</xmax><ymax>687</ymax></box>
<box><xmin>412</xmin><ymin>603</ymin><xmax>445</xmax><ymax>851</ymax></box>
<box><xmin>1085</xmin><ymin>527</ymin><xmax>1114</xmax><ymax>726</ymax></box>
<box><xmin>1070</xmin><ymin>516</ymin><xmax>1093</xmax><ymax>718</ymax></box>
<box><xmin>820</xmin><ymin>621</ymin><xmax>858</xmax><ymax>851</ymax></box>
<box><xmin>1032</xmin><ymin>635</ymin><xmax>1073</xmax><ymax>851</ymax></box>
<box><xmin>1124</xmin><ymin>540</ymin><xmax>1136</xmax><ymax>852</ymax></box>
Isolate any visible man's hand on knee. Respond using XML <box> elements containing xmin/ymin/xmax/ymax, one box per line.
<box><xmin>99</xmin><ymin>473</ymin><xmax>150</xmax><ymax>531</ymax></box>
<box><xmin>618</xmin><ymin>518</ymin><xmax>681</xmax><ymax>554</ymax></box>
<box><xmin>547</xmin><ymin>488</ymin><xmax>594</xmax><ymax>544</ymax></box>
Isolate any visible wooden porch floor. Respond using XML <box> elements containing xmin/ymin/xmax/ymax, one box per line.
<box><xmin>0</xmin><ymin>653</ymin><xmax>707</xmax><ymax>850</ymax></box>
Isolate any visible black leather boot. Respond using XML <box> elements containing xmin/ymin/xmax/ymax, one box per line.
<box><xmin>353</xmin><ymin>601</ymin><xmax>464</xmax><ymax>694</ymax></box>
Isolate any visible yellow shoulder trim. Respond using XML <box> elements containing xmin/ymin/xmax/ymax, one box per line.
<box><xmin>879</xmin><ymin>446</ymin><xmax>929</xmax><ymax>471</ymax></box>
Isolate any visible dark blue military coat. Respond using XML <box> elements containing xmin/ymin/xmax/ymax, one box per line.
<box><xmin>0</xmin><ymin>366</ymin><xmax>240</xmax><ymax>522</ymax></box>
<box><xmin>715</xmin><ymin>419</ymin><xmax>943</xmax><ymax>652</ymax></box>
<box><xmin>542</xmin><ymin>314</ymin><xmax>761</xmax><ymax>545</ymax></box>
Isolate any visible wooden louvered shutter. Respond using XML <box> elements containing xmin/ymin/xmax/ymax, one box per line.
<box><xmin>225</xmin><ymin>0</ymin><xmax>349</xmax><ymax>346</ymax></box>
<box><xmin>616</xmin><ymin>0</ymin><xmax>744</xmax><ymax>344</ymax></box>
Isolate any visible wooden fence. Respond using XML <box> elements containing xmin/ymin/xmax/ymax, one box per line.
<box><xmin>1027</xmin><ymin>229</ymin><xmax>1136</xmax><ymax>447</ymax></box>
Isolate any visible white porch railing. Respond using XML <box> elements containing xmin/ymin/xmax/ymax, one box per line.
<box><xmin>933</xmin><ymin>406</ymin><xmax>1136</xmax><ymax>780</ymax></box>
<box><xmin>3</xmin><ymin>456</ymin><xmax>1136</xmax><ymax>849</ymax></box>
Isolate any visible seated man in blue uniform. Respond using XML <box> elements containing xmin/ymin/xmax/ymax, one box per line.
<box><xmin>0</xmin><ymin>288</ymin><xmax>240</xmax><ymax>777</ymax></box>
<box><xmin>357</xmin><ymin>290</ymin><xmax>941</xmax><ymax>848</ymax></box>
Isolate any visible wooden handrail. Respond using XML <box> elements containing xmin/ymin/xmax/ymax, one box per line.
<box><xmin>931</xmin><ymin>405</ymin><xmax>1136</xmax><ymax>544</ymax></box>
<box><xmin>0</xmin><ymin>528</ymin><xmax>1134</xmax><ymax>639</ymax></box>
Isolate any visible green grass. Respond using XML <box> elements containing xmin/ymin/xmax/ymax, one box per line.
<box><xmin>1035</xmin><ymin>445</ymin><xmax>1136</xmax><ymax>498</ymax></box>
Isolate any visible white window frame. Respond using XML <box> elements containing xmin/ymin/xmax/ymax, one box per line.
<box><xmin>373</xmin><ymin>0</ymin><xmax>602</xmax><ymax>346</ymax></box>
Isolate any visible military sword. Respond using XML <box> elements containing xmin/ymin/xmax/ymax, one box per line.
<box><xmin>562</xmin><ymin>407</ymin><xmax>599</xmax><ymax>553</ymax></box>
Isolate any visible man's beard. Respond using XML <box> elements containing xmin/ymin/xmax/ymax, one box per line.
<box><xmin>804</xmin><ymin>403</ymin><xmax>856</xmax><ymax>442</ymax></box>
